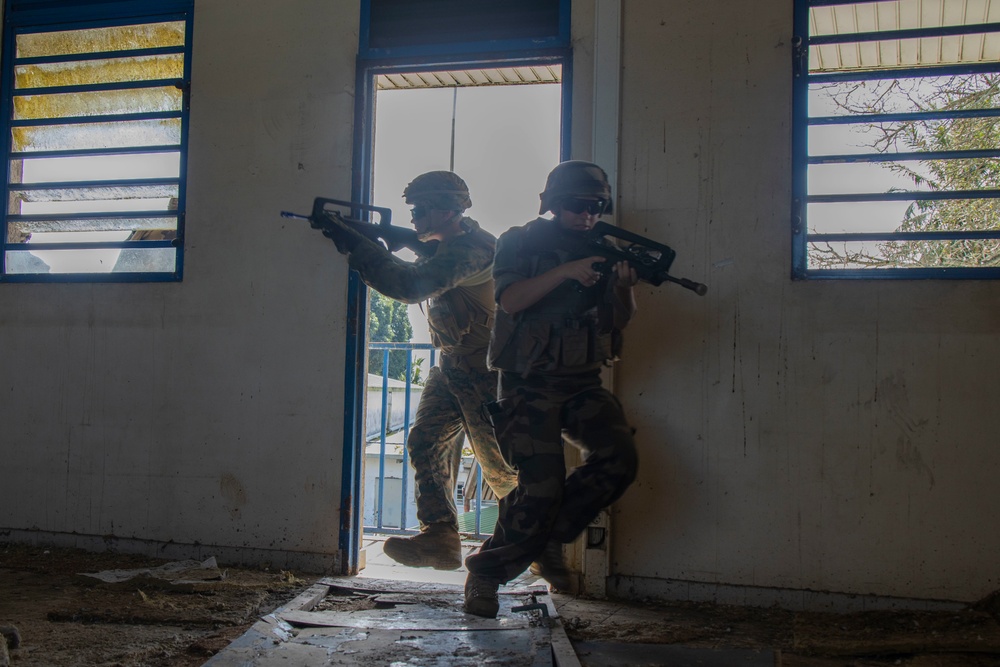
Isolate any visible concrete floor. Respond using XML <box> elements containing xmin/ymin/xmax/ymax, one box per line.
<box><xmin>200</xmin><ymin>534</ymin><xmax>1000</xmax><ymax>666</ymax></box>
<box><xmin>352</xmin><ymin>535</ymin><xmax>778</xmax><ymax>667</ymax></box>
<box><xmin>211</xmin><ymin>534</ymin><xmax>994</xmax><ymax>666</ymax></box>
<box><xmin>205</xmin><ymin>535</ymin><xmax>566</xmax><ymax>666</ymax></box>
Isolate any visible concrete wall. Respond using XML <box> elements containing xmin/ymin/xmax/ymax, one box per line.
<box><xmin>608</xmin><ymin>1</ymin><xmax>1000</xmax><ymax>607</ymax></box>
<box><xmin>2</xmin><ymin>0</ymin><xmax>999</xmax><ymax>608</ymax></box>
<box><xmin>0</xmin><ymin>0</ymin><xmax>360</xmax><ymax>570</ymax></box>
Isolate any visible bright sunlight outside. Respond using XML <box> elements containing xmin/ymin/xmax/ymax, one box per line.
<box><xmin>372</xmin><ymin>81</ymin><xmax>563</xmax><ymax>342</ymax></box>
<box><xmin>17</xmin><ymin>153</ymin><xmax>180</xmax><ymax>273</ymax></box>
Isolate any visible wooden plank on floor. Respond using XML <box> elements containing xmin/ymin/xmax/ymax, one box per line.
<box><xmin>278</xmin><ymin>581</ymin><xmax>332</xmax><ymax>611</ymax></box>
<box><xmin>551</xmin><ymin>622</ymin><xmax>583</xmax><ymax>667</ymax></box>
<box><xmin>279</xmin><ymin>603</ymin><xmax>535</xmax><ymax>631</ymax></box>
<box><xmin>215</xmin><ymin>626</ymin><xmax>553</xmax><ymax>666</ymax></box>
<box><xmin>206</xmin><ymin>576</ymin><xmax>566</xmax><ymax>666</ymax></box>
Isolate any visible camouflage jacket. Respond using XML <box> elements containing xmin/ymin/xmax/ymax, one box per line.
<box><xmin>348</xmin><ymin>217</ymin><xmax>497</xmax><ymax>369</ymax></box>
<box><xmin>488</xmin><ymin>217</ymin><xmax>630</xmax><ymax>376</ymax></box>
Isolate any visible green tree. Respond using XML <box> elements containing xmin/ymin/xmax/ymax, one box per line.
<box><xmin>813</xmin><ymin>73</ymin><xmax>1000</xmax><ymax>269</ymax></box>
<box><xmin>368</xmin><ymin>291</ymin><xmax>423</xmax><ymax>383</ymax></box>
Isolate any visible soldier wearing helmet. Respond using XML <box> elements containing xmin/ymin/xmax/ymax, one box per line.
<box><xmin>537</xmin><ymin>159</ymin><xmax>615</xmax><ymax>217</ymax></box>
<box><xmin>403</xmin><ymin>170</ymin><xmax>474</xmax><ymax>240</ymax></box>
<box><xmin>463</xmin><ymin>161</ymin><xmax>640</xmax><ymax>618</ymax></box>
<box><xmin>323</xmin><ymin>170</ymin><xmax>516</xmax><ymax>571</ymax></box>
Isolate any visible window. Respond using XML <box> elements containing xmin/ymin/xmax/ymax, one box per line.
<box><xmin>1</xmin><ymin>0</ymin><xmax>194</xmax><ymax>282</ymax></box>
<box><xmin>792</xmin><ymin>0</ymin><xmax>1000</xmax><ymax>279</ymax></box>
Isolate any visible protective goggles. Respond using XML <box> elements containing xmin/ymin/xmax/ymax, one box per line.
<box><xmin>410</xmin><ymin>205</ymin><xmax>431</xmax><ymax>219</ymax></box>
<box><xmin>561</xmin><ymin>197</ymin><xmax>608</xmax><ymax>215</ymax></box>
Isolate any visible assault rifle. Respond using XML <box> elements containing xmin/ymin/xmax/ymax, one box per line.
<box><xmin>584</xmin><ymin>221</ymin><xmax>708</xmax><ymax>296</ymax></box>
<box><xmin>281</xmin><ymin>197</ymin><xmax>438</xmax><ymax>258</ymax></box>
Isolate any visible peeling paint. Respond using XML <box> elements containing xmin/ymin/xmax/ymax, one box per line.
<box><xmin>220</xmin><ymin>473</ymin><xmax>248</xmax><ymax>519</ymax></box>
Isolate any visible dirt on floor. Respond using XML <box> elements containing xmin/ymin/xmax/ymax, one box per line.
<box><xmin>2</xmin><ymin>542</ymin><xmax>1000</xmax><ymax>666</ymax></box>
<box><xmin>557</xmin><ymin>594</ymin><xmax>1000</xmax><ymax>666</ymax></box>
<box><xmin>0</xmin><ymin>542</ymin><xmax>311</xmax><ymax>666</ymax></box>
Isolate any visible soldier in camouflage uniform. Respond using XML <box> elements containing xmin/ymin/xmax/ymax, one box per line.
<box><xmin>324</xmin><ymin>171</ymin><xmax>517</xmax><ymax>570</ymax></box>
<box><xmin>464</xmin><ymin>161</ymin><xmax>640</xmax><ymax>618</ymax></box>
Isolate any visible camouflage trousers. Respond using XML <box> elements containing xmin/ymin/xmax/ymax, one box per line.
<box><xmin>465</xmin><ymin>369</ymin><xmax>638</xmax><ymax>583</ymax></box>
<box><xmin>406</xmin><ymin>362</ymin><xmax>517</xmax><ymax>529</ymax></box>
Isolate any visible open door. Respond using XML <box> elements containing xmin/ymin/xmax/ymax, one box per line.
<box><xmin>346</xmin><ymin>67</ymin><xmax>567</xmax><ymax>577</ymax></box>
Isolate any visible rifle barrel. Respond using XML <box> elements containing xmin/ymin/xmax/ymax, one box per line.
<box><xmin>663</xmin><ymin>274</ymin><xmax>708</xmax><ymax>295</ymax></box>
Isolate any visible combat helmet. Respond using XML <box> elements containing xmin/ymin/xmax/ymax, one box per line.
<box><xmin>402</xmin><ymin>171</ymin><xmax>472</xmax><ymax>211</ymax></box>
<box><xmin>538</xmin><ymin>160</ymin><xmax>614</xmax><ymax>215</ymax></box>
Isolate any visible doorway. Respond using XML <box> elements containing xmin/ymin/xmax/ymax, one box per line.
<box><xmin>350</xmin><ymin>66</ymin><xmax>566</xmax><ymax>580</ymax></box>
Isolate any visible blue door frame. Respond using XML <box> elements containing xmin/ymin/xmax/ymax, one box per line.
<box><xmin>337</xmin><ymin>37</ymin><xmax>573</xmax><ymax>578</ymax></box>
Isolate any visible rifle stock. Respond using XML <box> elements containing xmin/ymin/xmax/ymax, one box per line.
<box><xmin>281</xmin><ymin>197</ymin><xmax>438</xmax><ymax>258</ymax></box>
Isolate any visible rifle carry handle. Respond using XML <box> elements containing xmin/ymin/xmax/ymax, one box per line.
<box><xmin>311</xmin><ymin>198</ymin><xmax>392</xmax><ymax>228</ymax></box>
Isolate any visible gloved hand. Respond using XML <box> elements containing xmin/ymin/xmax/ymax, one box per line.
<box><xmin>315</xmin><ymin>217</ymin><xmax>363</xmax><ymax>255</ymax></box>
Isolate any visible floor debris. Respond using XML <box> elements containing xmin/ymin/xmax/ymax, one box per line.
<box><xmin>75</xmin><ymin>556</ymin><xmax>226</xmax><ymax>591</ymax></box>
<box><xmin>204</xmin><ymin>577</ymin><xmax>570</xmax><ymax>666</ymax></box>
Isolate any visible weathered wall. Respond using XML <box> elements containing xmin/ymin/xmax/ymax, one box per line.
<box><xmin>2</xmin><ymin>0</ymin><xmax>998</xmax><ymax>608</ymax></box>
<box><xmin>0</xmin><ymin>0</ymin><xmax>359</xmax><ymax>570</ymax></box>
<box><xmin>609</xmin><ymin>0</ymin><xmax>1000</xmax><ymax>606</ymax></box>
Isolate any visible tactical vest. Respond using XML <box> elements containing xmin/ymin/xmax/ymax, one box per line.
<box><xmin>488</xmin><ymin>218</ymin><xmax>621</xmax><ymax>376</ymax></box>
<box><xmin>425</xmin><ymin>222</ymin><xmax>496</xmax><ymax>371</ymax></box>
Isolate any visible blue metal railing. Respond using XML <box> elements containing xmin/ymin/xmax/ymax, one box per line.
<box><xmin>363</xmin><ymin>341</ymin><xmax>494</xmax><ymax>539</ymax></box>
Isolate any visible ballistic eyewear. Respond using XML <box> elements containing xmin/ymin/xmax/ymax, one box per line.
<box><xmin>410</xmin><ymin>205</ymin><xmax>431</xmax><ymax>219</ymax></box>
<box><xmin>561</xmin><ymin>197</ymin><xmax>608</xmax><ymax>216</ymax></box>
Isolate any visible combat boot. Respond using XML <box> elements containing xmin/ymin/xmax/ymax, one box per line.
<box><xmin>529</xmin><ymin>540</ymin><xmax>573</xmax><ymax>592</ymax></box>
<box><xmin>382</xmin><ymin>523</ymin><xmax>462</xmax><ymax>570</ymax></box>
<box><xmin>464</xmin><ymin>573</ymin><xmax>501</xmax><ymax>618</ymax></box>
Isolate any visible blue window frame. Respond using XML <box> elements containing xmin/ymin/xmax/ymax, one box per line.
<box><xmin>1</xmin><ymin>0</ymin><xmax>193</xmax><ymax>282</ymax></box>
<box><xmin>792</xmin><ymin>0</ymin><xmax>1000</xmax><ymax>279</ymax></box>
